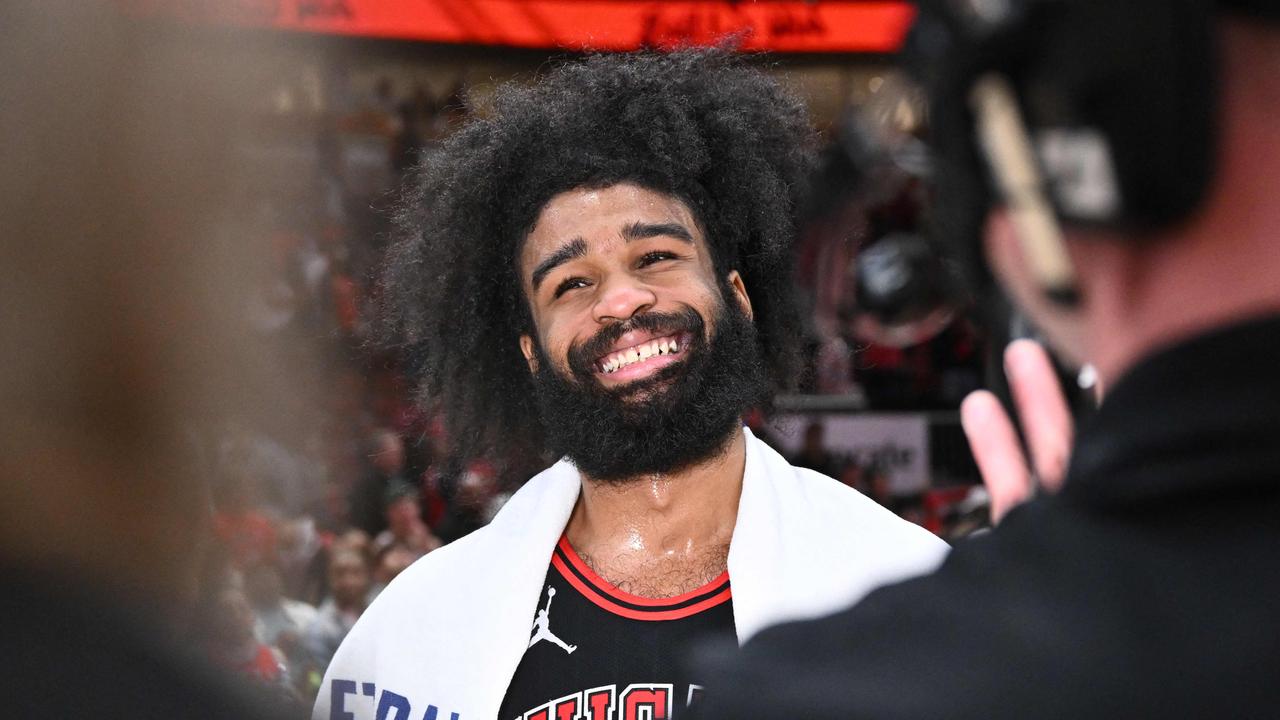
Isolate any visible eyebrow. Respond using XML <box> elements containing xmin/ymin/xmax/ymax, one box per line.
<box><xmin>531</xmin><ymin>237</ymin><xmax>588</xmax><ymax>291</ymax></box>
<box><xmin>529</xmin><ymin>222</ymin><xmax>696</xmax><ymax>292</ymax></box>
<box><xmin>621</xmin><ymin>221</ymin><xmax>695</xmax><ymax>244</ymax></box>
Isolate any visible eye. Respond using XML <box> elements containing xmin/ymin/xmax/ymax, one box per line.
<box><xmin>638</xmin><ymin>250</ymin><xmax>679</xmax><ymax>268</ymax></box>
<box><xmin>553</xmin><ymin>277</ymin><xmax>591</xmax><ymax>299</ymax></box>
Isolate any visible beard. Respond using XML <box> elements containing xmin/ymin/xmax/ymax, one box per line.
<box><xmin>530</xmin><ymin>293</ymin><xmax>769</xmax><ymax>483</ymax></box>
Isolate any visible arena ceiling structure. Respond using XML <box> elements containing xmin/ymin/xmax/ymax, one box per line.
<box><xmin>112</xmin><ymin>0</ymin><xmax>915</xmax><ymax>53</ymax></box>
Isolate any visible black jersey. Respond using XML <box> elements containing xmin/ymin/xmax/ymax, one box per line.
<box><xmin>498</xmin><ymin>535</ymin><xmax>735</xmax><ymax>720</ymax></box>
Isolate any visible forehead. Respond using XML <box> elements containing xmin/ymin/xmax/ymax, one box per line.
<box><xmin>519</xmin><ymin>183</ymin><xmax>704</xmax><ymax>272</ymax></box>
<box><xmin>331</xmin><ymin>553</ymin><xmax>366</xmax><ymax>570</ymax></box>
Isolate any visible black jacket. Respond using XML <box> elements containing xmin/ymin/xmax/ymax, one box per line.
<box><xmin>2</xmin><ymin>569</ymin><xmax>296</xmax><ymax>719</ymax></box>
<box><xmin>700</xmin><ymin>315</ymin><xmax>1280</xmax><ymax>719</ymax></box>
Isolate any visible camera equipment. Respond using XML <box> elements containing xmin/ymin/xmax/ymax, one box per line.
<box><xmin>902</xmin><ymin>0</ymin><xmax>1279</xmax><ymax>306</ymax></box>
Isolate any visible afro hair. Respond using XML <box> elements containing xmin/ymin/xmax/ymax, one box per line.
<box><xmin>379</xmin><ymin>49</ymin><xmax>818</xmax><ymax>471</ymax></box>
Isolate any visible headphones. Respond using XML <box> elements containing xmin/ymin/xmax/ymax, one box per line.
<box><xmin>897</xmin><ymin>0</ymin><xmax>1280</xmax><ymax>308</ymax></box>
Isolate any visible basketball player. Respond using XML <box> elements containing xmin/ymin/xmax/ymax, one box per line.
<box><xmin>701</xmin><ymin>1</ymin><xmax>1280</xmax><ymax>717</ymax></box>
<box><xmin>313</xmin><ymin>51</ymin><xmax>948</xmax><ymax>720</ymax></box>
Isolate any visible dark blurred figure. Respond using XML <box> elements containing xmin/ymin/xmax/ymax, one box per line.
<box><xmin>432</xmin><ymin>460</ymin><xmax>501</xmax><ymax>543</ymax></box>
<box><xmin>370</xmin><ymin>480</ymin><xmax>441</xmax><ymax>559</ymax></box>
<box><xmin>304</xmin><ymin>548</ymin><xmax>372</xmax><ymax>670</ymax></box>
<box><xmin>206</xmin><ymin>586</ymin><xmax>295</xmax><ymax>695</ymax></box>
<box><xmin>245</xmin><ymin>563</ymin><xmax>319</xmax><ymax>662</ymax></box>
<box><xmin>336</xmin><ymin>527</ymin><xmax>374</xmax><ymax>559</ymax></box>
<box><xmin>392</xmin><ymin>103</ymin><xmax>427</xmax><ymax>175</ymax></box>
<box><xmin>372</xmin><ymin>544</ymin><xmax>420</xmax><ymax>594</ymax></box>
<box><xmin>788</xmin><ymin>422</ymin><xmax>841</xmax><ymax>478</ymax></box>
<box><xmin>0</xmin><ymin>2</ymin><xmax>300</xmax><ymax>717</ymax></box>
<box><xmin>212</xmin><ymin>460</ymin><xmax>280</xmax><ymax>570</ymax></box>
<box><xmin>349</xmin><ymin>428</ymin><xmax>410</xmax><ymax>535</ymax></box>
<box><xmin>276</xmin><ymin>515</ymin><xmax>330</xmax><ymax>606</ymax></box>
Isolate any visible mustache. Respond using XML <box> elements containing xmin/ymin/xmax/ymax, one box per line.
<box><xmin>528</xmin><ymin>298</ymin><xmax>767</xmax><ymax>482</ymax></box>
<box><xmin>567</xmin><ymin>308</ymin><xmax>705</xmax><ymax>377</ymax></box>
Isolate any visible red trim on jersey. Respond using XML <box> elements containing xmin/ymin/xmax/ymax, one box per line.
<box><xmin>552</xmin><ymin>536</ymin><xmax>731</xmax><ymax>621</ymax></box>
<box><xmin>558</xmin><ymin>536</ymin><xmax>729</xmax><ymax>607</ymax></box>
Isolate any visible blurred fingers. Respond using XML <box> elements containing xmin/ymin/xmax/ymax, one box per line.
<box><xmin>961</xmin><ymin>389</ymin><xmax>1032</xmax><ymax>524</ymax></box>
<box><xmin>1004</xmin><ymin>340</ymin><xmax>1074</xmax><ymax>492</ymax></box>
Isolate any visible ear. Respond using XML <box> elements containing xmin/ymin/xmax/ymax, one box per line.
<box><xmin>519</xmin><ymin>335</ymin><xmax>539</xmax><ymax>374</ymax></box>
<box><xmin>726</xmin><ymin>270</ymin><xmax>754</xmax><ymax>321</ymax></box>
<box><xmin>984</xmin><ymin>210</ymin><xmax>1088</xmax><ymax>367</ymax></box>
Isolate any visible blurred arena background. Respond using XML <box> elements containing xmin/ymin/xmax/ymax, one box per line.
<box><xmin>3</xmin><ymin>1</ymin><xmax>992</xmax><ymax>712</ymax></box>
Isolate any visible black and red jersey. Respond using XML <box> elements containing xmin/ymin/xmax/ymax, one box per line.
<box><xmin>498</xmin><ymin>535</ymin><xmax>735</xmax><ymax>720</ymax></box>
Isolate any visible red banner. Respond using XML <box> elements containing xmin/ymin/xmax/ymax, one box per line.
<box><xmin>114</xmin><ymin>1</ymin><xmax>915</xmax><ymax>53</ymax></box>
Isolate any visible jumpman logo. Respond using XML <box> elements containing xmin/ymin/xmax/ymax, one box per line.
<box><xmin>528</xmin><ymin>586</ymin><xmax>577</xmax><ymax>654</ymax></box>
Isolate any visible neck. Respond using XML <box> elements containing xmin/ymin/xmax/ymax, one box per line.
<box><xmin>1088</xmin><ymin>219</ymin><xmax>1280</xmax><ymax>387</ymax></box>
<box><xmin>564</xmin><ymin>427</ymin><xmax>746</xmax><ymax>595</ymax></box>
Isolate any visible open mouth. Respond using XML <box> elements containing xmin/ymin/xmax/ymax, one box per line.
<box><xmin>594</xmin><ymin>332</ymin><xmax>692</xmax><ymax>381</ymax></box>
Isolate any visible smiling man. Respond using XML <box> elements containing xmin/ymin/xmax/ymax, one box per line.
<box><xmin>313</xmin><ymin>50</ymin><xmax>946</xmax><ymax>720</ymax></box>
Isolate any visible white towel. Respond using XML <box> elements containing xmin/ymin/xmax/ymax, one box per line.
<box><xmin>315</xmin><ymin>428</ymin><xmax>948</xmax><ymax>720</ymax></box>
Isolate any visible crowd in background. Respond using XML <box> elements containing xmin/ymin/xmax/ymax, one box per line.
<box><xmin>194</xmin><ymin>73</ymin><xmax>989</xmax><ymax>709</ymax></box>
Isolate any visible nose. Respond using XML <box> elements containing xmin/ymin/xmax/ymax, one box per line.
<box><xmin>592</xmin><ymin>275</ymin><xmax>656</xmax><ymax>324</ymax></box>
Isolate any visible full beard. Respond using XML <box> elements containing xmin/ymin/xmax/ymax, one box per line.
<box><xmin>530</xmin><ymin>296</ymin><xmax>769</xmax><ymax>483</ymax></box>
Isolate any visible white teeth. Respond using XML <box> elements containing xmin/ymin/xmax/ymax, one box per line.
<box><xmin>599</xmin><ymin>336</ymin><xmax>683</xmax><ymax>374</ymax></box>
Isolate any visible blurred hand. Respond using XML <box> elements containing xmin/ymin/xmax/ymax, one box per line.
<box><xmin>960</xmin><ymin>340</ymin><xmax>1074</xmax><ymax>523</ymax></box>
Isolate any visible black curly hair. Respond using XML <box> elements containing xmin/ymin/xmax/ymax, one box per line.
<box><xmin>379</xmin><ymin>49</ymin><xmax>817</xmax><ymax>470</ymax></box>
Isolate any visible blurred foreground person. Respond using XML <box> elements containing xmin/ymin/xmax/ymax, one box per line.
<box><xmin>316</xmin><ymin>51</ymin><xmax>946</xmax><ymax>720</ymax></box>
<box><xmin>0</xmin><ymin>2</ymin><xmax>298</xmax><ymax>717</ymax></box>
<box><xmin>702</xmin><ymin>1</ymin><xmax>1280</xmax><ymax>717</ymax></box>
